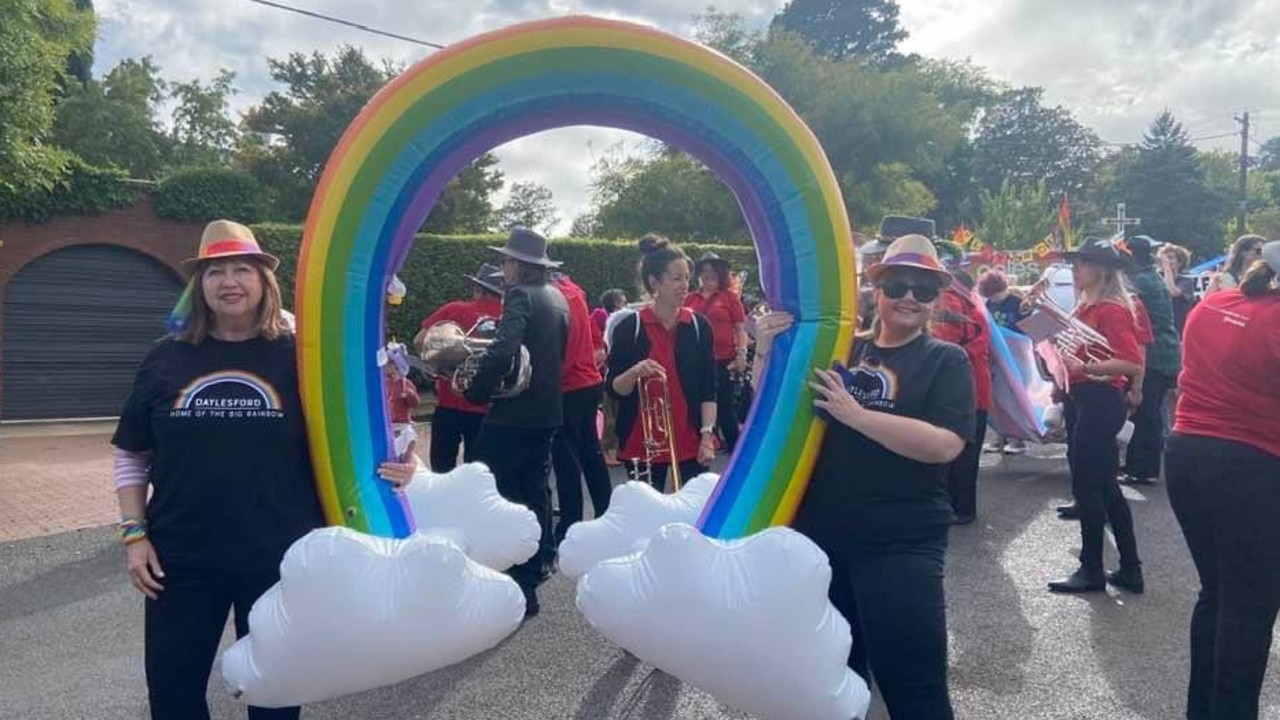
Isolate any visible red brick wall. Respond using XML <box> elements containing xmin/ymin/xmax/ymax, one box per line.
<box><xmin>0</xmin><ymin>192</ymin><xmax>205</xmax><ymax>363</ymax></box>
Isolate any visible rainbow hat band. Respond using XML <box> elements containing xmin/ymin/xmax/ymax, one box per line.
<box><xmin>297</xmin><ymin>16</ymin><xmax>856</xmax><ymax>539</ymax></box>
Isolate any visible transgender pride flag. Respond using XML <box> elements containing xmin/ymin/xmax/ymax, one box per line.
<box><xmin>985</xmin><ymin>304</ymin><xmax>1055</xmax><ymax>441</ymax></box>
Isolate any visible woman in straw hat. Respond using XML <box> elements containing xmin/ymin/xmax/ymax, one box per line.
<box><xmin>1165</xmin><ymin>241</ymin><xmax>1280</xmax><ymax>720</ymax></box>
<box><xmin>111</xmin><ymin>220</ymin><xmax>415</xmax><ymax>719</ymax></box>
<box><xmin>1030</xmin><ymin>237</ymin><xmax>1146</xmax><ymax>595</ymax></box>
<box><xmin>753</xmin><ymin>234</ymin><xmax>975</xmax><ymax>719</ymax></box>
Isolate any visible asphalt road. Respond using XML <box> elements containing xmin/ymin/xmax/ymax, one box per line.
<box><xmin>2</xmin><ymin>446</ymin><xmax>1277</xmax><ymax>719</ymax></box>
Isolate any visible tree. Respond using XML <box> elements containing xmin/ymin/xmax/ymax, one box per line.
<box><xmin>169</xmin><ymin>69</ymin><xmax>240</xmax><ymax>168</ymax></box>
<box><xmin>0</xmin><ymin>0</ymin><xmax>95</xmax><ymax>192</ymax></box>
<box><xmin>1108</xmin><ymin>111</ymin><xmax>1229</xmax><ymax>259</ymax></box>
<box><xmin>239</xmin><ymin>46</ymin><xmax>397</xmax><ymax>220</ymax></box>
<box><xmin>421</xmin><ymin>153</ymin><xmax>504</xmax><ymax>233</ymax></box>
<box><xmin>64</xmin><ymin>0</ymin><xmax>94</xmax><ymax>89</ymax></box>
<box><xmin>493</xmin><ymin>181</ymin><xmax>559</xmax><ymax>234</ymax></box>
<box><xmin>50</xmin><ymin>57</ymin><xmax>171</xmax><ymax>179</ymax></box>
<box><xmin>589</xmin><ymin>148</ymin><xmax>748</xmax><ymax>243</ymax></box>
<box><xmin>693</xmin><ymin>7</ymin><xmax>763</xmax><ymax>66</ymax></box>
<box><xmin>972</xmin><ymin>87</ymin><xmax>1102</xmax><ymax>203</ymax></box>
<box><xmin>771</xmin><ymin>0</ymin><xmax>907</xmax><ymax>64</ymax></box>
<box><xmin>977</xmin><ymin>181</ymin><xmax>1055</xmax><ymax>249</ymax></box>
<box><xmin>568</xmin><ymin>212</ymin><xmax>601</xmax><ymax>238</ymax></box>
<box><xmin>1257</xmin><ymin>136</ymin><xmax>1280</xmax><ymax>173</ymax></box>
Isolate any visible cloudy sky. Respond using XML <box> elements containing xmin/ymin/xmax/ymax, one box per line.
<box><xmin>92</xmin><ymin>0</ymin><xmax>1280</xmax><ymax>226</ymax></box>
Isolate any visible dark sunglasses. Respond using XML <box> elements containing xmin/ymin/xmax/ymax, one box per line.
<box><xmin>878</xmin><ymin>280</ymin><xmax>940</xmax><ymax>302</ymax></box>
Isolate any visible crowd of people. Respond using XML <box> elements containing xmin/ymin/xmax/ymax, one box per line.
<box><xmin>110</xmin><ymin>217</ymin><xmax>1279</xmax><ymax>719</ymax></box>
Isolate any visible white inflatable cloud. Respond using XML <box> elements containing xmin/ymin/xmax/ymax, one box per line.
<box><xmin>220</xmin><ymin>463</ymin><xmax>541</xmax><ymax>708</ymax></box>
<box><xmin>558</xmin><ymin>473</ymin><xmax>717</xmax><ymax>579</ymax></box>
<box><xmin>402</xmin><ymin>462</ymin><xmax>540</xmax><ymax>571</ymax></box>
<box><xmin>577</xmin><ymin>524</ymin><xmax>871</xmax><ymax>720</ymax></box>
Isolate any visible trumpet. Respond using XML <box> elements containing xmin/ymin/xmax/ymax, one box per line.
<box><xmin>417</xmin><ymin>319</ymin><xmax>532</xmax><ymax>399</ymax></box>
<box><xmin>635</xmin><ymin>372</ymin><xmax>682</xmax><ymax>492</ymax></box>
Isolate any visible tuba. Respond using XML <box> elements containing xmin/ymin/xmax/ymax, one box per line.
<box><xmin>634</xmin><ymin>373</ymin><xmax>682</xmax><ymax>492</ymax></box>
<box><xmin>418</xmin><ymin>319</ymin><xmax>531</xmax><ymax>399</ymax></box>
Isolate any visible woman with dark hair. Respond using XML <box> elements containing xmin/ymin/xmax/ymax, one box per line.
<box><xmin>685</xmin><ymin>251</ymin><xmax>750</xmax><ymax>453</ymax></box>
<box><xmin>1165</xmin><ymin>241</ymin><xmax>1280</xmax><ymax>720</ymax></box>
<box><xmin>113</xmin><ymin>220</ymin><xmax>415</xmax><ymax>719</ymax></box>
<box><xmin>593</xmin><ymin>288</ymin><xmax>628</xmax><ymax>332</ymax></box>
<box><xmin>1033</xmin><ymin>238</ymin><xmax>1146</xmax><ymax>594</ymax></box>
<box><xmin>754</xmin><ymin>234</ymin><xmax>974</xmax><ymax>719</ymax></box>
<box><xmin>1206</xmin><ymin>234</ymin><xmax>1265</xmax><ymax>295</ymax></box>
<box><xmin>607</xmin><ymin>235</ymin><xmax>717</xmax><ymax>492</ymax></box>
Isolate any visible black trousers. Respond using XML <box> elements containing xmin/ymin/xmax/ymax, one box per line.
<box><xmin>1124</xmin><ymin>367</ymin><xmax>1176</xmax><ymax>479</ymax></box>
<box><xmin>145</xmin><ymin>563</ymin><xmax>297</xmax><ymax>720</ymax></box>
<box><xmin>552</xmin><ymin>384</ymin><xmax>614</xmax><ymax>540</ymax></box>
<box><xmin>626</xmin><ymin>458</ymin><xmax>707</xmax><ymax>494</ymax></box>
<box><xmin>1166</xmin><ymin>434</ymin><xmax>1280</xmax><ymax>720</ymax></box>
<box><xmin>476</xmin><ymin>424</ymin><xmax>555</xmax><ymax>592</ymax></box>
<box><xmin>947</xmin><ymin>410</ymin><xmax>988</xmax><ymax>518</ymax></box>
<box><xmin>429</xmin><ymin>407</ymin><xmax>485</xmax><ymax>473</ymax></box>
<box><xmin>1065</xmin><ymin>383</ymin><xmax>1140</xmax><ymax>571</ymax></box>
<box><xmin>826</xmin><ymin>534</ymin><xmax>954</xmax><ymax>720</ymax></box>
<box><xmin>713</xmin><ymin>360</ymin><xmax>741</xmax><ymax>452</ymax></box>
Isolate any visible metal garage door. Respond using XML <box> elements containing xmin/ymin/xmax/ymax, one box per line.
<box><xmin>2</xmin><ymin>245</ymin><xmax>183</xmax><ymax>420</ymax></box>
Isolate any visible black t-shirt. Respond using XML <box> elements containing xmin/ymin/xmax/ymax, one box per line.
<box><xmin>794</xmin><ymin>335</ymin><xmax>975</xmax><ymax>550</ymax></box>
<box><xmin>986</xmin><ymin>294</ymin><xmax>1028</xmax><ymax>332</ymax></box>
<box><xmin>112</xmin><ymin>335</ymin><xmax>323</xmax><ymax>570</ymax></box>
<box><xmin>1171</xmin><ymin>277</ymin><xmax>1197</xmax><ymax>336</ymax></box>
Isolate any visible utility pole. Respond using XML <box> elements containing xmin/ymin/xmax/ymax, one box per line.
<box><xmin>1236</xmin><ymin>111</ymin><xmax>1250</xmax><ymax>234</ymax></box>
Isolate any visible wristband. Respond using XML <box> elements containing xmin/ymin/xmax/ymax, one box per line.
<box><xmin>119</xmin><ymin>518</ymin><xmax>148</xmax><ymax>545</ymax></box>
<box><xmin>700</xmin><ymin>425</ymin><xmax>716</xmax><ymax>436</ymax></box>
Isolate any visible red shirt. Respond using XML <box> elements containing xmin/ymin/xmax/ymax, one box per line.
<box><xmin>421</xmin><ymin>296</ymin><xmax>504</xmax><ymax>413</ymax></box>
<box><xmin>1175</xmin><ymin>290</ymin><xmax>1280</xmax><ymax>459</ymax></box>
<box><xmin>932</xmin><ymin>287</ymin><xmax>993</xmax><ymax>411</ymax></box>
<box><xmin>685</xmin><ymin>290</ymin><xmax>746</xmax><ymax>361</ymax></box>
<box><xmin>620</xmin><ymin>307</ymin><xmax>701</xmax><ymax>464</ymax></box>
<box><xmin>385</xmin><ymin>376</ymin><xmax>419</xmax><ymax>424</ymax></box>
<box><xmin>554</xmin><ymin>275</ymin><xmax>605</xmax><ymax>392</ymax></box>
<box><xmin>1071</xmin><ymin>302</ymin><xmax>1144</xmax><ymax>390</ymax></box>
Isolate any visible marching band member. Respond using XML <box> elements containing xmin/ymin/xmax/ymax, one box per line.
<box><xmin>1039</xmin><ymin>238</ymin><xmax>1145</xmax><ymax>594</ymax></box>
<box><xmin>607</xmin><ymin>235</ymin><xmax>717</xmax><ymax>492</ymax></box>
<box><xmin>684</xmin><ymin>251</ymin><xmax>750</xmax><ymax>453</ymax></box>
<box><xmin>755</xmin><ymin>234</ymin><xmax>974</xmax><ymax>719</ymax></box>
<box><xmin>415</xmin><ymin>263</ymin><xmax>504</xmax><ymax>472</ymax></box>
<box><xmin>464</xmin><ymin>229</ymin><xmax>569</xmax><ymax>618</ymax></box>
<box><xmin>1166</xmin><ymin>241</ymin><xmax>1280</xmax><ymax>720</ymax></box>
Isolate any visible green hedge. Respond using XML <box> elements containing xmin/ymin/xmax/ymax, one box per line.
<box><xmin>250</xmin><ymin>225</ymin><xmax>762</xmax><ymax>345</ymax></box>
<box><xmin>155</xmin><ymin>167</ymin><xmax>265</xmax><ymax>223</ymax></box>
<box><xmin>0</xmin><ymin>158</ymin><xmax>136</xmax><ymax>222</ymax></box>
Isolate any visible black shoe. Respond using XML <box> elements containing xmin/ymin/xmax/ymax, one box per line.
<box><xmin>522</xmin><ymin>588</ymin><xmax>540</xmax><ymax>618</ymax></box>
<box><xmin>1057</xmin><ymin>504</ymin><xmax>1080</xmax><ymax>520</ymax></box>
<box><xmin>951</xmin><ymin>513</ymin><xmax>976</xmax><ymax>526</ymax></box>
<box><xmin>1048</xmin><ymin>567</ymin><xmax>1105</xmax><ymax>593</ymax></box>
<box><xmin>1106</xmin><ymin>567</ymin><xmax>1145</xmax><ymax>594</ymax></box>
<box><xmin>1128</xmin><ymin>476</ymin><xmax>1157</xmax><ymax>486</ymax></box>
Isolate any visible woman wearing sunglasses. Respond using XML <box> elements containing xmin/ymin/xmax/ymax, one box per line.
<box><xmin>1033</xmin><ymin>238</ymin><xmax>1146</xmax><ymax>594</ymax></box>
<box><xmin>752</xmin><ymin>234</ymin><xmax>975</xmax><ymax>719</ymax></box>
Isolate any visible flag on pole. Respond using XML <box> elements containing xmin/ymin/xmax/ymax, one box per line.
<box><xmin>952</xmin><ymin>224</ymin><xmax>974</xmax><ymax>248</ymax></box>
<box><xmin>1057</xmin><ymin>195</ymin><xmax>1074</xmax><ymax>251</ymax></box>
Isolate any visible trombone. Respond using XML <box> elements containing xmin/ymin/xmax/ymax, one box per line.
<box><xmin>635</xmin><ymin>373</ymin><xmax>682</xmax><ymax>492</ymax></box>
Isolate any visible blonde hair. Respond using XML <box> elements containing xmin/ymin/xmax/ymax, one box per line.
<box><xmin>177</xmin><ymin>258</ymin><xmax>291</xmax><ymax>345</ymax></box>
<box><xmin>1158</xmin><ymin>244</ymin><xmax>1191</xmax><ymax>273</ymax></box>
<box><xmin>1079</xmin><ymin>264</ymin><xmax>1134</xmax><ymax>314</ymax></box>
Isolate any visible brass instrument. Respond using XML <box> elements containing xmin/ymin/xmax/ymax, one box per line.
<box><xmin>418</xmin><ymin>319</ymin><xmax>531</xmax><ymax>399</ymax></box>
<box><xmin>635</xmin><ymin>372</ymin><xmax>682</xmax><ymax>492</ymax></box>
<box><xmin>1021</xmin><ymin>292</ymin><xmax>1116</xmax><ymax>365</ymax></box>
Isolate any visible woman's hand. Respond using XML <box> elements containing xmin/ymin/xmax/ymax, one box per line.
<box><xmin>697</xmin><ymin>434</ymin><xmax>717</xmax><ymax>465</ymax></box>
<box><xmin>810</xmin><ymin>368</ymin><xmax>867</xmax><ymax>429</ymax></box>
<box><xmin>754</xmin><ymin>312</ymin><xmax>794</xmax><ymax>358</ymax></box>
<box><xmin>126</xmin><ymin>539</ymin><xmax>165</xmax><ymax>600</ymax></box>
<box><xmin>629</xmin><ymin>359</ymin><xmax>666</xmax><ymax>380</ymax></box>
<box><xmin>1062</xmin><ymin>353</ymin><xmax>1086</xmax><ymax>376</ymax></box>
<box><xmin>728</xmin><ymin>353</ymin><xmax>749</xmax><ymax>373</ymax></box>
<box><xmin>378</xmin><ymin>440</ymin><xmax>418</xmax><ymax>490</ymax></box>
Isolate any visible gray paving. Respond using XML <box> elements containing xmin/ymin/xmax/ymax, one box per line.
<box><xmin>2</xmin><ymin>448</ymin><xmax>1278</xmax><ymax>719</ymax></box>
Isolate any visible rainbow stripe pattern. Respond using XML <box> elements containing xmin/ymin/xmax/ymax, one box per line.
<box><xmin>296</xmin><ymin>16</ymin><xmax>856</xmax><ymax>539</ymax></box>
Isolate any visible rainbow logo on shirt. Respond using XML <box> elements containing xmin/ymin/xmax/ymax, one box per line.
<box><xmin>174</xmin><ymin>371</ymin><xmax>283</xmax><ymax>412</ymax></box>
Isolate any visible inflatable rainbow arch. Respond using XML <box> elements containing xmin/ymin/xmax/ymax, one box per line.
<box><xmin>296</xmin><ymin>16</ymin><xmax>856</xmax><ymax>539</ymax></box>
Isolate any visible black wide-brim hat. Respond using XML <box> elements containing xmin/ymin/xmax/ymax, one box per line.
<box><xmin>463</xmin><ymin>262</ymin><xmax>505</xmax><ymax>295</ymax></box>
<box><xmin>1059</xmin><ymin>236</ymin><xmax>1133</xmax><ymax>269</ymax></box>
<box><xmin>879</xmin><ymin>215</ymin><xmax>937</xmax><ymax>241</ymax></box>
<box><xmin>489</xmin><ymin>227</ymin><xmax>561</xmax><ymax>268</ymax></box>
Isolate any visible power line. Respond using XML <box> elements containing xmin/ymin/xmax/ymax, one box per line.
<box><xmin>242</xmin><ymin>0</ymin><xmax>446</xmax><ymax>49</ymax></box>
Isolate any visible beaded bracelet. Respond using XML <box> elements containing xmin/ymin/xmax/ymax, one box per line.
<box><xmin>119</xmin><ymin>518</ymin><xmax>148</xmax><ymax>545</ymax></box>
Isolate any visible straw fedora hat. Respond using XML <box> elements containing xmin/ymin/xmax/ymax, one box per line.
<box><xmin>865</xmin><ymin>234</ymin><xmax>953</xmax><ymax>286</ymax></box>
<box><xmin>180</xmin><ymin>220</ymin><xmax>280</xmax><ymax>278</ymax></box>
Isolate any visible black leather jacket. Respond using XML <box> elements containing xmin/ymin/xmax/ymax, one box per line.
<box><xmin>464</xmin><ymin>281</ymin><xmax>568</xmax><ymax>428</ymax></box>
